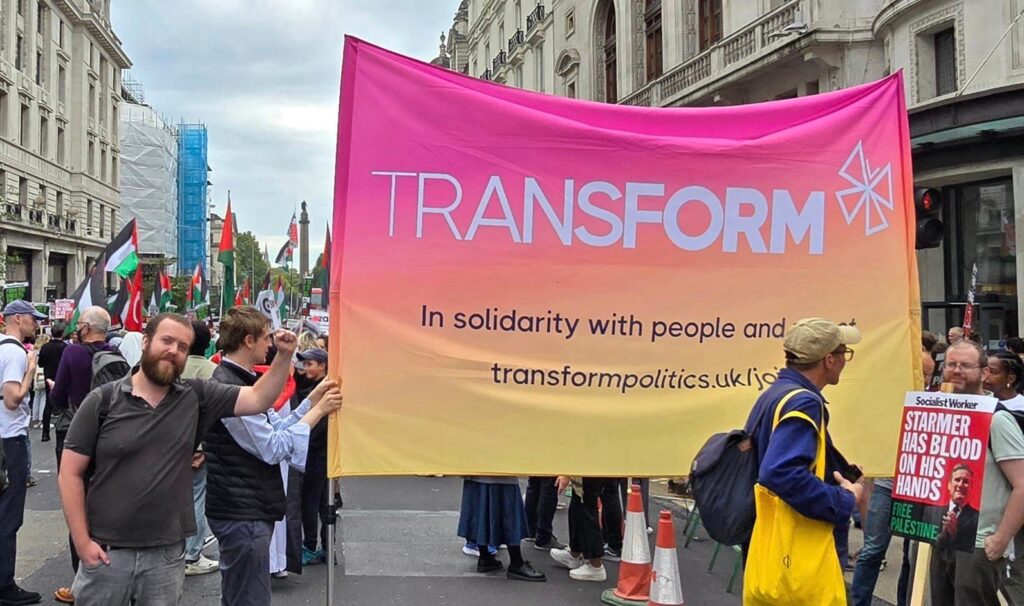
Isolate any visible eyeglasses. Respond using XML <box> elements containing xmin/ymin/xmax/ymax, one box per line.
<box><xmin>946</xmin><ymin>362</ymin><xmax>981</xmax><ymax>371</ymax></box>
<box><xmin>831</xmin><ymin>348</ymin><xmax>854</xmax><ymax>361</ymax></box>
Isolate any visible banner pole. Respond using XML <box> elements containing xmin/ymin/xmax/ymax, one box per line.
<box><xmin>326</xmin><ymin>480</ymin><xmax>337</xmax><ymax>606</ymax></box>
<box><xmin>909</xmin><ymin>543</ymin><xmax>929</xmax><ymax>606</ymax></box>
<box><xmin>910</xmin><ymin>381</ymin><xmax>956</xmax><ymax>606</ymax></box>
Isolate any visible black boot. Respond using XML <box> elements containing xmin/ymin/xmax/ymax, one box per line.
<box><xmin>477</xmin><ymin>550</ymin><xmax>502</xmax><ymax>573</ymax></box>
<box><xmin>507</xmin><ymin>560</ymin><xmax>546</xmax><ymax>582</ymax></box>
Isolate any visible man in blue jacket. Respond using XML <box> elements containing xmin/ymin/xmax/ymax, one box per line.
<box><xmin>744</xmin><ymin>317</ymin><xmax>866</xmax><ymax>566</ymax></box>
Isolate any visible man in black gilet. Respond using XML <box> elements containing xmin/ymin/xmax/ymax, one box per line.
<box><xmin>204</xmin><ymin>307</ymin><xmax>341</xmax><ymax>606</ymax></box>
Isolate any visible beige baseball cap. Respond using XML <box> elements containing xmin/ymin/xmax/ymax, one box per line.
<box><xmin>783</xmin><ymin>318</ymin><xmax>862</xmax><ymax>364</ymax></box>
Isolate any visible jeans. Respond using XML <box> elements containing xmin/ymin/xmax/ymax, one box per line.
<box><xmin>24</xmin><ymin>432</ymin><xmax>31</xmax><ymax>477</ymax></box>
<box><xmin>851</xmin><ymin>482</ymin><xmax>894</xmax><ymax>606</ymax></box>
<box><xmin>208</xmin><ymin>519</ymin><xmax>273</xmax><ymax>606</ymax></box>
<box><xmin>0</xmin><ymin>436</ymin><xmax>28</xmax><ymax>589</ymax></box>
<box><xmin>524</xmin><ymin>477</ymin><xmax>558</xmax><ymax>545</ymax></box>
<box><xmin>185</xmin><ymin>465</ymin><xmax>210</xmax><ymax>561</ymax></box>
<box><xmin>71</xmin><ymin>542</ymin><xmax>185</xmax><ymax>606</ymax></box>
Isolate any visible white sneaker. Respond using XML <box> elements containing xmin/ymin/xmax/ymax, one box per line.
<box><xmin>271</xmin><ymin>571</ymin><xmax>288</xmax><ymax>579</ymax></box>
<box><xmin>202</xmin><ymin>535</ymin><xmax>218</xmax><ymax>550</ymax></box>
<box><xmin>184</xmin><ymin>555</ymin><xmax>219</xmax><ymax>576</ymax></box>
<box><xmin>550</xmin><ymin>547</ymin><xmax>583</xmax><ymax>570</ymax></box>
<box><xmin>462</xmin><ymin>544</ymin><xmax>480</xmax><ymax>557</ymax></box>
<box><xmin>569</xmin><ymin>562</ymin><xmax>606</xmax><ymax>582</ymax></box>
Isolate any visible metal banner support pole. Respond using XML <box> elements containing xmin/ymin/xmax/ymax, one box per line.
<box><xmin>326</xmin><ymin>479</ymin><xmax>337</xmax><ymax>606</ymax></box>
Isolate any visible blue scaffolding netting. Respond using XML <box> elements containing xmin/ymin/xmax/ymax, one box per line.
<box><xmin>177</xmin><ymin>124</ymin><xmax>208</xmax><ymax>275</ymax></box>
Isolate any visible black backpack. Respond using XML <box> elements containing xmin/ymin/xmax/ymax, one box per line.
<box><xmin>995</xmin><ymin>403</ymin><xmax>1024</xmax><ymax>438</ymax></box>
<box><xmin>88</xmin><ymin>346</ymin><xmax>131</xmax><ymax>390</ymax></box>
<box><xmin>690</xmin><ymin>388</ymin><xmax>808</xmax><ymax>545</ymax></box>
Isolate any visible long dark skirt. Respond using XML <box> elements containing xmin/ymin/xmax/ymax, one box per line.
<box><xmin>457</xmin><ymin>480</ymin><xmax>529</xmax><ymax>548</ymax></box>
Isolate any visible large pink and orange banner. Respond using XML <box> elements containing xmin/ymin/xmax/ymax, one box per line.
<box><xmin>328</xmin><ymin>37</ymin><xmax>920</xmax><ymax>477</ymax></box>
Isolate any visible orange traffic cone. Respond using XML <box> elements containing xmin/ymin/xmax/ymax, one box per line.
<box><xmin>648</xmin><ymin>510</ymin><xmax>685</xmax><ymax>605</ymax></box>
<box><xmin>601</xmin><ymin>484</ymin><xmax>652</xmax><ymax>606</ymax></box>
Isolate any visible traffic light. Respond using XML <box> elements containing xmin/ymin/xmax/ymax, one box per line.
<box><xmin>915</xmin><ymin>187</ymin><xmax>943</xmax><ymax>249</ymax></box>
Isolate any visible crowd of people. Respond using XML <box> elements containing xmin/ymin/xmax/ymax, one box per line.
<box><xmin>0</xmin><ymin>301</ymin><xmax>342</xmax><ymax>606</ymax></box>
<box><xmin>6</xmin><ymin>298</ymin><xmax>1024</xmax><ymax>605</ymax></box>
<box><xmin>737</xmin><ymin>317</ymin><xmax>1024</xmax><ymax>605</ymax></box>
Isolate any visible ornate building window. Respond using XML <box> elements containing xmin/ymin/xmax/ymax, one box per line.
<box><xmin>604</xmin><ymin>3</ymin><xmax>617</xmax><ymax>102</ymax></box>
<box><xmin>699</xmin><ymin>0</ymin><xmax>722</xmax><ymax>51</ymax></box>
<box><xmin>645</xmin><ymin>0</ymin><xmax>663</xmax><ymax>81</ymax></box>
<box><xmin>556</xmin><ymin>49</ymin><xmax>580</xmax><ymax>99</ymax></box>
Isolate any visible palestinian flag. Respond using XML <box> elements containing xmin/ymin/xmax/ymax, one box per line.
<box><xmin>274</xmin><ymin>240</ymin><xmax>292</xmax><ymax>267</ymax></box>
<box><xmin>233</xmin><ymin>290</ymin><xmax>244</xmax><ymax>308</ymax></box>
<box><xmin>274</xmin><ymin>274</ymin><xmax>287</xmax><ymax>322</ymax></box>
<box><xmin>67</xmin><ymin>253</ymin><xmax>107</xmax><ymax>332</ymax></box>
<box><xmin>219</xmin><ymin>197</ymin><xmax>235</xmax><ymax>316</ymax></box>
<box><xmin>156</xmin><ymin>270</ymin><xmax>172</xmax><ymax>312</ymax></box>
<box><xmin>321</xmin><ymin>224</ymin><xmax>331</xmax><ymax>310</ymax></box>
<box><xmin>103</xmin><ymin>219</ymin><xmax>140</xmax><ymax>279</ymax></box>
<box><xmin>187</xmin><ymin>262</ymin><xmax>207</xmax><ymax>309</ymax></box>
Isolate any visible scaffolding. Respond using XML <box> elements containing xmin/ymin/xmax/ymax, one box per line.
<box><xmin>177</xmin><ymin>124</ymin><xmax>209</xmax><ymax>276</ymax></box>
<box><xmin>119</xmin><ymin>103</ymin><xmax>179</xmax><ymax>271</ymax></box>
<box><xmin>121</xmin><ymin>71</ymin><xmax>145</xmax><ymax>105</ymax></box>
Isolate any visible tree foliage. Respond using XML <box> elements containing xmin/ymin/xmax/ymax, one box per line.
<box><xmin>236</xmin><ymin>231</ymin><xmax>270</xmax><ymax>289</ymax></box>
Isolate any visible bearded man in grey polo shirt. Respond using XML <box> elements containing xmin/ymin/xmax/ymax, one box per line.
<box><xmin>57</xmin><ymin>313</ymin><xmax>305</xmax><ymax>606</ymax></box>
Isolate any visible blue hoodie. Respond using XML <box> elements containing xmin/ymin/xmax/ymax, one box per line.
<box><xmin>744</xmin><ymin>368</ymin><xmax>855</xmax><ymax>545</ymax></box>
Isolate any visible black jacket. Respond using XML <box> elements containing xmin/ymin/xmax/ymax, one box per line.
<box><xmin>203</xmin><ymin>361</ymin><xmax>286</xmax><ymax>522</ymax></box>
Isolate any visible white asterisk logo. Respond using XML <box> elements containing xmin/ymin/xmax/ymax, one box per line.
<box><xmin>836</xmin><ymin>141</ymin><xmax>893</xmax><ymax>236</ymax></box>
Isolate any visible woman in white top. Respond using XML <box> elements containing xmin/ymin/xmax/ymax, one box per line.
<box><xmin>986</xmin><ymin>350</ymin><xmax>1024</xmax><ymax>606</ymax></box>
<box><xmin>986</xmin><ymin>351</ymin><xmax>1024</xmax><ymax>411</ymax></box>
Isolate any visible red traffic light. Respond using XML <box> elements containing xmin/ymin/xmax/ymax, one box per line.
<box><xmin>914</xmin><ymin>187</ymin><xmax>943</xmax><ymax>249</ymax></box>
<box><xmin>915</xmin><ymin>187</ymin><xmax>942</xmax><ymax>215</ymax></box>
<box><xmin>921</xmin><ymin>191</ymin><xmax>934</xmax><ymax>211</ymax></box>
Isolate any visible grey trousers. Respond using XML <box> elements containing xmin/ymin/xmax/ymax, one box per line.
<box><xmin>1003</xmin><ymin>533</ymin><xmax>1024</xmax><ymax>605</ymax></box>
<box><xmin>208</xmin><ymin>518</ymin><xmax>273</xmax><ymax>606</ymax></box>
<box><xmin>930</xmin><ymin>545</ymin><xmax>1006</xmax><ymax>606</ymax></box>
<box><xmin>71</xmin><ymin>542</ymin><xmax>186</xmax><ymax>606</ymax></box>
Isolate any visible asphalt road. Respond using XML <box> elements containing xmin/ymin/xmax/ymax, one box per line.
<box><xmin>14</xmin><ymin>429</ymin><xmax>907</xmax><ymax>605</ymax></box>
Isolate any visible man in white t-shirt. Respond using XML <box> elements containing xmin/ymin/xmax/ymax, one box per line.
<box><xmin>0</xmin><ymin>300</ymin><xmax>45</xmax><ymax>605</ymax></box>
<box><xmin>930</xmin><ymin>341</ymin><xmax>1024</xmax><ymax>605</ymax></box>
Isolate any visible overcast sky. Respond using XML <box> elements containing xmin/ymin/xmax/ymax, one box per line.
<box><xmin>111</xmin><ymin>1</ymin><xmax>454</xmax><ymax>260</ymax></box>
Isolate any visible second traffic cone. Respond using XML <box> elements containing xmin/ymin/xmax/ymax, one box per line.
<box><xmin>601</xmin><ymin>484</ymin><xmax>652</xmax><ymax>606</ymax></box>
<box><xmin>648</xmin><ymin>510</ymin><xmax>685</xmax><ymax>605</ymax></box>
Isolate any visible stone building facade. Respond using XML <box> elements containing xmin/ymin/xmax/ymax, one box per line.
<box><xmin>436</xmin><ymin>0</ymin><xmax>1024</xmax><ymax>344</ymax></box>
<box><xmin>1</xmin><ymin>0</ymin><xmax>129</xmax><ymax>302</ymax></box>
